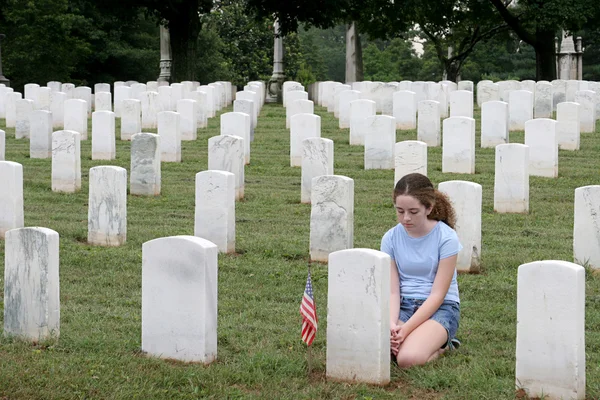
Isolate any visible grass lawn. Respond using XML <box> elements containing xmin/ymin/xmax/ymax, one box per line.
<box><xmin>1</xmin><ymin>101</ymin><xmax>600</xmax><ymax>399</ymax></box>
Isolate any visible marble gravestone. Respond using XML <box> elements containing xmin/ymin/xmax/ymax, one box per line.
<box><xmin>310</xmin><ymin>175</ymin><xmax>354</xmax><ymax>262</ymax></box>
<box><xmin>524</xmin><ymin>119</ymin><xmax>558</xmax><ymax>178</ymax></box>
<box><xmin>208</xmin><ymin>135</ymin><xmax>245</xmax><ymax>200</ymax></box>
<box><xmin>29</xmin><ymin>110</ymin><xmax>53</xmax><ymax>158</ymax></box>
<box><xmin>417</xmin><ymin>100</ymin><xmax>441</xmax><ymax>147</ymax></box>
<box><xmin>177</xmin><ymin>99</ymin><xmax>198</xmax><ymax>141</ymax></box>
<box><xmin>556</xmin><ymin>102</ymin><xmax>580</xmax><ymax>151</ymax></box>
<box><xmin>516</xmin><ymin>261</ymin><xmax>585</xmax><ymax>400</ymax></box>
<box><xmin>393</xmin><ymin>91</ymin><xmax>417</xmax><ymax>130</ymax></box>
<box><xmin>442</xmin><ymin>117</ymin><xmax>475</xmax><ymax>174</ymax></box>
<box><xmin>364</xmin><ymin>115</ymin><xmax>396</xmax><ymax>170</ymax></box>
<box><xmin>121</xmin><ymin>99</ymin><xmax>142</xmax><ymax>141</ymax></box>
<box><xmin>157</xmin><ymin>111</ymin><xmax>181</xmax><ymax>162</ymax></box>
<box><xmin>394</xmin><ymin>140</ymin><xmax>427</xmax><ymax>186</ymax></box>
<box><xmin>51</xmin><ymin>130</ymin><xmax>81</xmax><ymax>193</ymax></box>
<box><xmin>130</xmin><ymin>133</ymin><xmax>161</xmax><ymax>196</ymax></box>
<box><xmin>91</xmin><ymin>111</ymin><xmax>116</xmax><ymax>160</ymax></box>
<box><xmin>88</xmin><ymin>166</ymin><xmax>127</xmax><ymax>246</ymax></box>
<box><xmin>494</xmin><ymin>144</ymin><xmax>529</xmax><ymax>213</ymax></box>
<box><xmin>4</xmin><ymin>227</ymin><xmax>60</xmax><ymax>341</ymax></box>
<box><xmin>194</xmin><ymin>170</ymin><xmax>236</xmax><ymax>253</ymax></box>
<box><xmin>142</xmin><ymin>235</ymin><xmax>218</xmax><ymax>363</ymax></box>
<box><xmin>221</xmin><ymin>112</ymin><xmax>251</xmax><ymax>164</ymax></box>
<box><xmin>349</xmin><ymin>99</ymin><xmax>376</xmax><ymax>146</ymax></box>
<box><xmin>0</xmin><ymin>161</ymin><xmax>24</xmax><ymax>239</ymax></box>
<box><xmin>326</xmin><ymin>248</ymin><xmax>390</xmax><ymax>385</ymax></box>
<box><xmin>291</xmin><ymin>113</ymin><xmax>321</xmax><ymax>167</ymax></box>
<box><xmin>15</xmin><ymin>99</ymin><xmax>35</xmax><ymax>139</ymax></box>
<box><xmin>481</xmin><ymin>101</ymin><xmax>508</xmax><ymax>148</ymax></box>
<box><xmin>438</xmin><ymin>181</ymin><xmax>482</xmax><ymax>273</ymax></box>
<box><xmin>301</xmin><ymin>137</ymin><xmax>334</xmax><ymax>204</ymax></box>
<box><xmin>574</xmin><ymin>185</ymin><xmax>600</xmax><ymax>269</ymax></box>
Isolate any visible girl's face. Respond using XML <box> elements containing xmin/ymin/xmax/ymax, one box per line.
<box><xmin>394</xmin><ymin>195</ymin><xmax>432</xmax><ymax>232</ymax></box>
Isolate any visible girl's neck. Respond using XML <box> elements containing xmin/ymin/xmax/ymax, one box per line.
<box><xmin>406</xmin><ymin>219</ymin><xmax>438</xmax><ymax>238</ymax></box>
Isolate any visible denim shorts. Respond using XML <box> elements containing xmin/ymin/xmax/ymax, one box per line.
<box><xmin>399</xmin><ymin>298</ymin><xmax>460</xmax><ymax>348</ymax></box>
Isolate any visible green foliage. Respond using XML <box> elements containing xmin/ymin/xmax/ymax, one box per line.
<box><xmin>297</xmin><ymin>25</ymin><xmax>346</xmax><ymax>82</ymax></box>
<box><xmin>363</xmin><ymin>38</ymin><xmax>426</xmax><ymax>82</ymax></box>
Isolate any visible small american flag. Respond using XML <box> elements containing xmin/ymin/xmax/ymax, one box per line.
<box><xmin>300</xmin><ymin>270</ymin><xmax>318</xmax><ymax>346</ymax></box>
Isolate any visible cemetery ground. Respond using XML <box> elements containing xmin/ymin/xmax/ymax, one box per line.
<box><xmin>1</xmin><ymin>103</ymin><xmax>600</xmax><ymax>399</ymax></box>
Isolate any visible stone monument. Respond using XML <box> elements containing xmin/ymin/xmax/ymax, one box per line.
<box><xmin>556</xmin><ymin>33</ymin><xmax>583</xmax><ymax>80</ymax></box>
<box><xmin>158</xmin><ymin>25</ymin><xmax>171</xmax><ymax>83</ymax></box>
<box><xmin>267</xmin><ymin>20</ymin><xmax>284</xmax><ymax>103</ymax></box>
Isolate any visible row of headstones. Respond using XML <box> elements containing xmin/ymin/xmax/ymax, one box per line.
<box><xmin>2</xmin><ymin>227</ymin><xmax>586</xmax><ymax>398</ymax></box>
<box><xmin>288</xmin><ymin>111</ymin><xmax>569</xmax><ymax>178</ymax></box>
<box><xmin>305</xmin><ymin>78</ymin><xmax>600</xmax><ymax>117</ymax></box>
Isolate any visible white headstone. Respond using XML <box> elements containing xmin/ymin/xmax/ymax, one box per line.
<box><xmin>94</xmin><ymin>92</ymin><xmax>112</xmax><ymax>112</ymax></box>
<box><xmin>157</xmin><ymin>111</ymin><xmax>181</xmax><ymax>162</ymax></box>
<box><xmin>516</xmin><ymin>260</ymin><xmax>585</xmax><ymax>400</ymax></box>
<box><xmin>310</xmin><ymin>175</ymin><xmax>354</xmax><ymax>262</ymax></box>
<box><xmin>145</xmin><ymin>81</ymin><xmax>158</xmax><ymax>92</ymax></box>
<box><xmin>140</xmin><ymin>91</ymin><xmax>159</xmax><ymax>129</ymax></box>
<box><xmin>235</xmin><ymin>91</ymin><xmax>258</xmax><ymax>129</ymax></box>
<box><xmin>566</xmin><ymin>80</ymin><xmax>580</xmax><ymax>102</ymax></box>
<box><xmin>442</xmin><ymin>117</ymin><xmax>476</xmax><ymax>174</ymax></box>
<box><xmin>394</xmin><ymin>140</ymin><xmax>427</xmax><ymax>185</ymax></box>
<box><xmin>208</xmin><ymin>135</ymin><xmax>245</xmax><ymax>200</ymax></box>
<box><xmin>47</xmin><ymin>81</ymin><xmax>62</xmax><ymax>92</ymax></box>
<box><xmin>521</xmin><ymin>80</ymin><xmax>536</xmax><ymax>95</ymax></box>
<box><xmin>438</xmin><ymin>181</ymin><xmax>482</xmax><ymax>273</ymax></box>
<box><xmin>574</xmin><ymin>185</ymin><xmax>600</xmax><ymax>269</ymax></box>
<box><xmin>64</xmin><ymin>99</ymin><xmax>88</xmax><ymax>140</ymax></box>
<box><xmin>221</xmin><ymin>112</ymin><xmax>251</xmax><ymax>164</ymax></box>
<box><xmin>50</xmin><ymin>91</ymin><xmax>66</xmax><ymax>129</ymax></box>
<box><xmin>233</xmin><ymin>100</ymin><xmax>255</xmax><ymax>141</ymax></box>
<box><xmin>286</xmin><ymin>90</ymin><xmax>308</xmax><ymax>110</ymax></box>
<box><xmin>326</xmin><ymin>248</ymin><xmax>390</xmax><ymax>385</ymax></box>
<box><xmin>291</xmin><ymin>113</ymin><xmax>321</xmax><ymax>167</ymax></box>
<box><xmin>130</xmin><ymin>83</ymin><xmax>147</xmax><ymax>101</ymax></box>
<box><xmin>88</xmin><ymin>166</ymin><xmax>127</xmax><ymax>246</ymax></box>
<box><xmin>51</xmin><ymin>130</ymin><xmax>81</xmax><ymax>193</ymax></box>
<box><xmin>73</xmin><ymin>86</ymin><xmax>92</xmax><ymax>114</ymax></box>
<box><xmin>393</xmin><ymin>91</ymin><xmax>417</xmax><ymax>130</ymax></box>
<box><xmin>410</xmin><ymin>81</ymin><xmax>428</xmax><ymax>104</ymax></box>
<box><xmin>524</xmin><ymin>118</ymin><xmax>558</xmax><ymax>178</ymax></box>
<box><xmin>15</xmin><ymin>99</ymin><xmax>35</xmax><ymax>139</ymax></box>
<box><xmin>157</xmin><ymin>85</ymin><xmax>172</xmax><ymax>113</ymax></box>
<box><xmin>0</xmin><ymin>161</ymin><xmax>24</xmax><ymax>238</ymax></box>
<box><xmin>534</xmin><ymin>81</ymin><xmax>553</xmax><ymax>118</ymax></box>
<box><xmin>177</xmin><ymin>99</ymin><xmax>198</xmax><ymax>141</ymax></box>
<box><xmin>0</xmin><ymin>130</ymin><xmax>4</xmax><ymax>160</ymax></box>
<box><xmin>449</xmin><ymin>90</ymin><xmax>473</xmax><ymax>118</ymax></box>
<box><xmin>170</xmin><ymin>83</ymin><xmax>184</xmax><ymax>112</ymax></box>
<box><xmin>197</xmin><ymin>86</ymin><xmax>215</xmax><ymax>118</ymax></box>
<box><xmin>5</xmin><ymin>92</ymin><xmax>22</xmax><ymax>128</ymax></box>
<box><xmin>556</xmin><ymin>102</ymin><xmax>580</xmax><ymax>150</ymax></box>
<box><xmin>130</xmin><ymin>133</ymin><xmax>161</xmax><ymax>196</ymax></box>
<box><xmin>94</xmin><ymin>83</ymin><xmax>111</xmax><ymax>93</ymax></box>
<box><xmin>24</xmin><ymin>83</ymin><xmax>40</xmax><ymax>108</ymax></box>
<box><xmin>188</xmin><ymin>90</ymin><xmax>208</xmax><ymax>129</ymax></box>
<box><xmin>509</xmin><ymin>90</ymin><xmax>533</xmax><ymax>131</ymax></box>
<box><xmin>574</xmin><ymin>90</ymin><xmax>596</xmax><ymax>133</ymax></box>
<box><xmin>551</xmin><ymin>79</ymin><xmax>567</xmax><ymax>111</ymax></box>
<box><xmin>477</xmin><ymin>82</ymin><xmax>500</xmax><ymax>106</ymax></box>
<box><xmin>114</xmin><ymin>86</ymin><xmax>131</xmax><ymax>118</ymax></box>
<box><xmin>38</xmin><ymin>87</ymin><xmax>51</xmax><ymax>111</ymax></box>
<box><xmin>91</xmin><ymin>111</ymin><xmax>116</xmax><ymax>160</ymax></box>
<box><xmin>60</xmin><ymin>83</ymin><xmax>75</xmax><ymax>99</ymax></box>
<box><xmin>287</xmin><ymin>99</ymin><xmax>314</xmax><ymax>129</ymax></box>
<box><xmin>417</xmin><ymin>100</ymin><xmax>441</xmax><ymax>147</ymax></box>
<box><xmin>428</xmin><ymin>83</ymin><xmax>448</xmax><ymax>118</ymax></box>
<box><xmin>494</xmin><ymin>144</ymin><xmax>529</xmax><ymax>213</ymax></box>
<box><xmin>481</xmin><ymin>101</ymin><xmax>508</xmax><ymax>148</ymax></box>
<box><xmin>120</xmin><ymin>99</ymin><xmax>141</xmax><ymax>141</ymax></box>
<box><xmin>0</xmin><ymin>86</ymin><xmax>14</xmax><ymax>119</ymax></box>
<box><xmin>30</xmin><ymin>110</ymin><xmax>53</xmax><ymax>158</ymax></box>
<box><xmin>3</xmin><ymin>227</ymin><xmax>60</xmax><ymax>340</ymax></box>
<box><xmin>457</xmin><ymin>80</ymin><xmax>473</xmax><ymax>92</ymax></box>
<box><xmin>301</xmin><ymin>137</ymin><xmax>334</xmax><ymax>203</ymax></box>
<box><xmin>349</xmin><ymin>99</ymin><xmax>376</xmax><ymax>145</ymax></box>
<box><xmin>142</xmin><ymin>235</ymin><xmax>218</xmax><ymax>363</ymax></box>
<box><xmin>338</xmin><ymin>90</ymin><xmax>361</xmax><ymax>129</ymax></box>
<box><xmin>194</xmin><ymin>170</ymin><xmax>235</xmax><ymax>253</ymax></box>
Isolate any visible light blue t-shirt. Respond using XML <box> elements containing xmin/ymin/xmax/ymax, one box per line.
<box><xmin>380</xmin><ymin>221</ymin><xmax>461</xmax><ymax>303</ymax></box>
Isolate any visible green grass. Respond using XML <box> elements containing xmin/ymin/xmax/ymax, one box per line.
<box><xmin>1</xmin><ymin>103</ymin><xmax>600</xmax><ymax>399</ymax></box>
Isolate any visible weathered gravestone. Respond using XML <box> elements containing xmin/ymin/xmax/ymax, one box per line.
<box><xmin>524</xmin><ymin>119</ymin><xmax>557</xmax><ymax>178</ymax></box>
<box><xmin>438</xmin><ymin>181</ymin><xmax>482</xmax><ymax>273</ymax></box>
<box><xmin>509</xmin><ymin>90</ymin><xmax>533</xmax><ymax>131</ymax></box>
<box><xmin>349</xmin><ymin>99</ymin><xmax>376</xmax><ymax>145</ymax></box>
<box><xmin>481</xmin><ymin>101</ymin><xmax>508</xmax><ymax>148</ymax></box>
<box><xmin>29</xmin><ymin>110</ymin><xmax>53</xmax><ymax>158</ymax></box>
<box><xmin>574</xmin><ymin>90</ymin><xmax>596</xmax><ymax>133</ymax></box>
<box><xmin>442</xmin><ymin>117</ymin><xmax>475</xmax><ymax>174</ymax></box>
<box><xmin>121</xmin><ymin>99</ymin><xmax>141</xmax><ymax>141</ymax></box>
<box><xmin>494</xmin><ymin>144</ymin><xmax>529</xmax><ymax>213</ymax></box>
<box><xmin>364</xmin><ymin>115</ymin><xmax>395</xmax><ymax>170</ymax></box>
<box><xmin>141</xmin><ymin>91</ymin><xmax>160</xmax><ymax>130</ymax></box>
<box><xmin>301</xmin><ymin>137</ymin><xmax>334</xmax><ymax>203</ymax></box>
<box><xmin>88</xmin><ymin>166</ymin><xmax>127</xmax><ymax>246</ymax></box>
<box><xmin>291</xmin><ymin>113</ymin><xmax>321</xmax><ymax>167</ymax></box>
<box><xmin>177</xmin><ymin>99</ymin><xmax>198</xmax><ymax>141</ymax></box>
<box><xmin>4</xmin><ymin>227</ymin><xmax>60</xmax><ymax>341</ymax></box>
<box><xmin>394</xmin><ymin>140</ymin><xmax>427</xmax><ymax>186</ymax></box>
<box><xmin>449</xmin><ymin>90</ymin><xmax>473</xmax><ymax>118</ymax></box>
<box><xmin>130</xmin><ymin>133</ymin><xmax>161</xmax><ymax>196</ymax></box>
<box><xmin>194</xmin><ymin>170</ymin><xmax>235</xmax><ymax>253</ymax></box>
<box><xmin>142</xmin><ymin>235</ymin><xmax>218</xmax><ymax>363</ymax></box>
<box><xmin>64</xmin><ymin>99</ymin><xmax>88</xmax><ymax>140</ymax></box>
<box><xmin>574</xmin><ymin>185</ymin><xmax>600</xmax><ymax>269</ymax></box>
<box><xmin>287</xmin><ymin>99</ymin><xmax>314</xmax><ymax>130</ymax></box>
<box><xmin>15</xmin><ymin>98</ymin><xmax>34</xmax><ymax>139</ymax></box>
<box><xmin>91</xmin><ymin>111</ymin><xmax>116</xmax><ymax>160</ymax></box>
<box><xmin>417</xmin><ymin>100</ymin><xmax>441</xmax><ymax>146</ymax></box>
<box><xmin>221</xmin><ymin>112</ymin><xmax>251</xmax><ymax>165</ymax></box>
<box><xmin>515</xmin><ymin>260</ymin><xmax>585</xmax><ymax>400</ymax></box>
<box><xmin>556</xmin><ymin>102</ymin><xmax>580</xmax><ymax>151</ymax></box>
<box><xmin>94</xmin><ymin>92</ymin><xmax>112</xmax><ymax>112</ymax></box>
<box><xmin>534</xmin><ymin>81</ymin><xmax>553</xmax><ymax>118</ymax></box>
<box><xmin>310</xmin><ymin>175</ymin><xmax>354</xmax><ymax>262</ymax></box>
<box><xmin>208</xmin><ymin>135</ymin><xmax>245</xmax><ymax>200</ymax></box>
<box><xmin>326</xmin><ymin>248</ymin><xmax>390</xmax><ymax>385</ymax></box>
<box><xmin>0</xmin><ymin>161</ymin><xmax>24</xmax><ymax>238</ymax></box>
<box><xmin>51</xmin><ymin>130</ymin><xmax>81</xmax><ymax>193</ymax></box>
<box><xmin>157</xmin><ymin>111</ymin><xmax>181</xmax><ymax>162</ymax></box>
<box><xmin>393</xmin><ymin>90</ymin><xmax>417</xmax><ymax>130</ymax></box>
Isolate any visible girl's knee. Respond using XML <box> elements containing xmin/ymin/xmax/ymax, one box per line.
<box><xmin>396</xmin><ymin>350</ymin><xmax>429</xmax><ymax>368</ymax></box>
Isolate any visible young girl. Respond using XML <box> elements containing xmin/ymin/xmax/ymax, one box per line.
<box><xmin>380</xmin><ymin>173</ymin><xmax>461</xmax><ymax>368</ymax></box>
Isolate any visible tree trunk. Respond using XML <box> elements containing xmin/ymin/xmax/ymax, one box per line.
<box><xmin>167</xmin><ymin>6</ymin><xmax>201</xmax><ymax>82</ymax></box>
<box><xmin>444</xmin><ymin>59</ymin><xmax>461</xmax><ymax>82</ymax></box>
<box><xmin>534</xmin><ymin>30</ymin><xmax>557</xmax><ymax>81</ymax></box>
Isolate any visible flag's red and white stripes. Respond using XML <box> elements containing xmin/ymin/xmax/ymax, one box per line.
<box><xmin>300</xmin><ymin>271</ymin><xmax>318</xmax><ymax>346</ymax></box>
